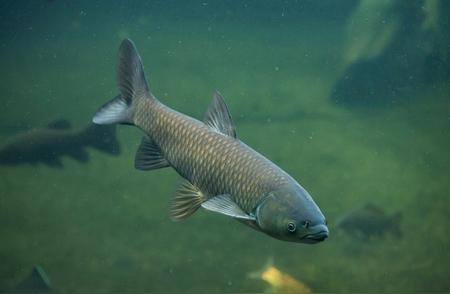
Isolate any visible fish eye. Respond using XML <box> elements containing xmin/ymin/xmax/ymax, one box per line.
<box><xmin>302</xmin><ymin>220</ymin><xmax>310</xmax><ymax>228</ymax></box>
<box><xmin>287</xmin><ymin>222</ymin><xmax>296</xmax><ymax>233</ymax></box>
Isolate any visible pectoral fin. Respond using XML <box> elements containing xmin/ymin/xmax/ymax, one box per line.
<box><xmin>135</xmin><ymin>136</ymin><xmax>170</xmax><ymax>170</ymax></box>
<box><xmin>201</xmin><ymin>194</ymin><xmax>255</xmax><ymax>220</ymax></box>
<box><xmin>170</xmin><ymin>180</ymin><xmax>205</xmax><ymax>220</ymax></box>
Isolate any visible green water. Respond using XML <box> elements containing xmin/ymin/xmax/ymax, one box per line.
<box><xmin>1</xmin><ymin>1</ymin><xmax>449</xmax><ymax>293</ymax></box>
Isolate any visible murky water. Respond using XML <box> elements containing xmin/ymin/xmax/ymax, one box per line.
<box><xmin>1</xmin><ymin>1</ymin><xmax>449</xmax><ymax>293</ymax></box>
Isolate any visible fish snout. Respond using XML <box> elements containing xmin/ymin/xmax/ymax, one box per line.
<box><xmin>303</xmin><ymin>224</ymin><xmax>329</xmax><ymax>243</ymax></box>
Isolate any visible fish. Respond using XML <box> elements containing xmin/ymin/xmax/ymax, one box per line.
<box><xmin>335</xmin><ymin>202</ymin><xmax>402</xmax><ymax>239</ymax></box>
<box><xmin>93</xmin><ymin>39</ymin><xmax>328</xmax><ymax>243</ymax></box>
<box><xmin>0</xmin><ymin>119</ymin><xmax>120</xmax><ymax>168</ymax></box>
<box><xmin>249</xmin><ymin>259</ymin><xmax>313</xmax><ymax>294</ymax></box>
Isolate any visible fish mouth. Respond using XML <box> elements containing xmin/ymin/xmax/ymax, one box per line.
<box><xmin>301</xmin><ymin>230</ymin><xmax>329</xmax><ymax>243</ymax></box>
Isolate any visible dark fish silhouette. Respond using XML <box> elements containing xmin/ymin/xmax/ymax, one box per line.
<box><xmin>14</xmin><ymin>265</ymin><xmax>51</xmax><ymax>293</ymax></box>
<box><xmin>93</xmin><ymin>39</ymin><xmax>328</xmax><ymax>243</ymax></box>
<box><xmin>335</xmin><ymin>203</ymin><xmax>402</xmax><ymax>239</ymax></box>
<box><xmin>0</xmin><ymin>119</ymin><xmax>120</xmax><ymax>167</ymax></box>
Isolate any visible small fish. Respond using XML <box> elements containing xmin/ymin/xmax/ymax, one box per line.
<box><xmin>93</xmin><ymin>39</ymin><xmax>328</xmax><ymax>243</ymax></box>
<box><xmin>0</xmin><ymin>120</ymin><xmax>120</xmax><ymax>168</ymax></box>
<box><xmin>249</xmin><ymin>259</ymin><xmax>313</xmax><ymax>294</ymax></box>
<box><xmin>335</xmin><ymin>203</ymin><xmax>402</xmax><ymax>239</ymax></box>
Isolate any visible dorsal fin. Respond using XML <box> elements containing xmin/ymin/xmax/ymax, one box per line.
<box><xmin>203</xmin><ymin>91</ymin><xmax>237</xmax><ymax>138</ymax></box>
<box><xmin>47</xmin><ymin>119</ymin><xmax>71</xmax><ymax>129</ymax></box>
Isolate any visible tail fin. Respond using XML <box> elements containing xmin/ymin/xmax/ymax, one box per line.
<box><xmin>93</xmin><ymin>39</ymin><xmax>153</xmax><ymax>125</ymax></box>
<box><xmin>86</xmin><ymin>124</ymin><xmax>121</xmax><ymax>155</ymax></box>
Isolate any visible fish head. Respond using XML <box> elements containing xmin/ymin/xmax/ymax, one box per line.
<box><xmin>255</xmin><ymin>183</ymin><xmax>328</xmax><ymax>244</ymax></box>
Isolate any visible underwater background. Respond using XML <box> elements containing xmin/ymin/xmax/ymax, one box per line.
<box><xmin>0</xmin><ymin>0</ymin><xmax>449</xmax><ymax>293</ymax></box>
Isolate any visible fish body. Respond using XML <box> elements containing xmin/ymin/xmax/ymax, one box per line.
<box><xmin>135</xmin><ymin>98</ymin><xmax>289</xmax><ymax>215</ymax></box>
<box><xmin>93</xmin><ymin>39</ymin><xmax>328</xmax><ymax>243</ymax></box>
<box><xmin>249</xmin><ymin>259</ymin><xmax>312</xmax><ymax>294</ymax></box>
<box><xmin>0</xmin><ymin>120</ymin><xmax>120</xmax><ymax>167</ymax></box>
<box><xmin>336</xmin><ymin>203</ymin><xmax>402</xmax><ymax>239</ymax></box>
<box><xmin>261</xmin><ymin>266</ymin><xmax>312</xmax><ymax>294</ymax></box>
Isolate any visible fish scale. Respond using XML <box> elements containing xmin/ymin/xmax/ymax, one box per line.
<box><xmin>134</xmin><ymin>98</ymin><xmax>289</xmax><ymax>213</ymax></box>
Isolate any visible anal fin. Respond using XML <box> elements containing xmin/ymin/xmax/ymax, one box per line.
<box><xmin>170</xmin><ymin>180</ymin><xmax>205</xmax><ymax>220</ymax></box>
<box><xmin>135</xmin><ymin>136</ymin><xmax>170</xmax><ymax>170</ymax></box>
